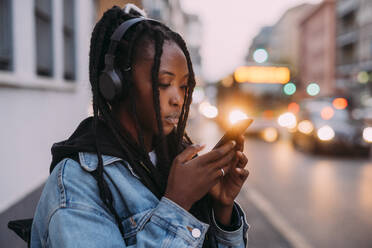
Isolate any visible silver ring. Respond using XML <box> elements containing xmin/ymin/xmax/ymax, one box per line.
<box><xmin>220</xmin><ymin>168</ymin><xmax>225</xmax><ymax>177</ymax></box>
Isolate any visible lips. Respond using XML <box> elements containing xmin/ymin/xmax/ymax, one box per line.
<box><xmin>164</xmin><ymin>113</ymin><xmax>180</xmax><ymax>125</ymax></box>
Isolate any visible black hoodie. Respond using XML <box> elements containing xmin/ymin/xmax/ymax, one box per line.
<box><xmin>50</xmin><ymin>117</ymin><xmax>166</xmax><ymax>197</ymax></box>
<box><xmin>50</xmin><ymin>117</ymin><xmax>124</xmax><ymax>173</ymax></box>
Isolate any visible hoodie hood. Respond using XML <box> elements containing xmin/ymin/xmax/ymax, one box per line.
<box><xmin>50</xmin><ymin>117</ymin><xmax>126</xmax><ymax>173</ymax></box>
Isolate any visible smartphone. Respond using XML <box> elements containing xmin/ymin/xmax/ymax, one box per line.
<box><xmin>213</xmin><ymin>118</ymin><xmax>253</xmax><ymax>149</ymax></box>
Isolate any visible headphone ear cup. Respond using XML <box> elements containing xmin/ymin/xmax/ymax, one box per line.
<box><xmin>99</xmin><ymin>69</ymin><xmax>122</xmax><ymax>102</ymax></box>
<box><xmin>115</xmin><ymin>66</ymin><xmax>131</xmax><ymax>99</ymax></box>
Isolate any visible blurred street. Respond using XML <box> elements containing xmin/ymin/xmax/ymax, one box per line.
<box><xmin>188</xmin><ymin>117</ymin><xmax>372</xmax><ymax>248</ymax></box>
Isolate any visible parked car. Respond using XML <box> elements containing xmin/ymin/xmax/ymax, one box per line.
<box><xmin>291</xmin><ymin>97</ymin><xmax>370</xmax><ymax>155</ymax></box>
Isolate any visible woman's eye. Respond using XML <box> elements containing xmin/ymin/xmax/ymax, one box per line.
<box><xmin>158</xmin><ymin>83</ymin><xmax>170</xmax><ymax>88</ymax></box>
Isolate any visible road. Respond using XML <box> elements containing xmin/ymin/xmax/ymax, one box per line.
<box><xmin>187</xmin><ymin>117</ymin><xmax>372</xmax><ymax>248</ymax></box>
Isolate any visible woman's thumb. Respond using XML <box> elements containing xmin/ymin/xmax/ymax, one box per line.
<box><xmin>176</xmin><ymin>144</ymin><xmax>205</xmax><ymax>163</ymax></box>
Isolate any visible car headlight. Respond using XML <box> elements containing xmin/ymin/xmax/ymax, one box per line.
<box><xmin>363</xmin><ymin>127</ymin><xmax>372</xmax><ymax>143</ymax></box>
<box><xmin>298</xmin><ymin>120</ymin><xmax>314</xmax><ymax>135</ymax></box>
<box><xmin>261</xmin><ymin>127</ymin><xmax>278</xmax><ymax>142</ymax></box>
<box><xmin>317</xmin><ymin>125</ymin><xmax>335</xmax><ymax>141</ymax></box>
<box><xmin>277</xmin><ymin>112</ymin><xmax>297</xmax><ymax>129</ymax></box>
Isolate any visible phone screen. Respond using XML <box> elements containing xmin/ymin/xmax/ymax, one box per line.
<box><xmin>213</xmin><ymin>118</ymin><xmax>253</xmax><ymax>149</ymax></box>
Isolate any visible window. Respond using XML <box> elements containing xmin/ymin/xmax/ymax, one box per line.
<box><xmin>35</xmin><ymin>0</ymin><xmax>53</xmax><ymax>77</ymax></box>
<box><xmin>63</xmin><ymin>0</ymin><xmax>76</xmax><ymax>81</ymax></box>
<box><xmin>0</xmin><ymin>0</ymin><xmax>12</xmax><ymax>71</ymax></box>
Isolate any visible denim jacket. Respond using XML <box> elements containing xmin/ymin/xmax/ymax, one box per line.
<box><xmin>31</xmin><ymin>152</ymin><xmax>249</xmax><ymax>247</ymax></box>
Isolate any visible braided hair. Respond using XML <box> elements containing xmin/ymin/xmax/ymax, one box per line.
<box><xmin>89</xmin><ymin>6</ymin><xmax>216</xmax><ymax>247</ymax></box>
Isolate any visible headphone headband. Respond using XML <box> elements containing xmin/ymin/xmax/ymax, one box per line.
<box><xmin>106</xmin><ymin>17</ymin><xmax>159</xmax><ymax>56</ymax></box>
<box><xmin>99</xmin><ymin>16</ymin><xmax>160</xmax><ymax>102</ymax></box>
<box><xmin>111</xmin><ymin>17</ymin><xmax>146</xmax><ymax>42</ymax></box>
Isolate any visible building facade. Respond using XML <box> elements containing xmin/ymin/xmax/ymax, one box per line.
<box><xmin>269</xmin><ymin>4</ymin><xmax>315</xmax><ymax>78</ymax></box>
<box><xmin>299</xmin><ymin>0</ymin><xmax>336</xmax><ymax>96</ymax></box>
<box><xmin>246</xmin><ymin>4</ymin><xmax>315</xmax><ymax>79</ymax></box>
<box><xmin>336</xmin><ymin>0</ymin><xmax>372</xmax><ymax>107</ymax></box>
<box><xmin>0</xmin><ymin>0</ymin><xmax>204</xmax><ymax>246</ymax></box>
<box><xmin>0</xmin><ymin>0</ymin><xmax>97</xmax><ymax>246</ymax></box>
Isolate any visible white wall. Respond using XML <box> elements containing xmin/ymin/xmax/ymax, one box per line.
<box><xmin>0</xmin><ymin>0</ymin><xmax>95</xmax><ymax>212</ymax></box>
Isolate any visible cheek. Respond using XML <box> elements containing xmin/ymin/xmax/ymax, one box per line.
<box><xmin>158</xmin><ymin>91</ymin><xmax>168</xmax><ymax>114</ymax></box>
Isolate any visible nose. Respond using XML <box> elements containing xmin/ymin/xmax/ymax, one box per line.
<box><xmin>169</xmin><ymin>87</ymin><xmax>183</xmax><ymax>107</ymax></box>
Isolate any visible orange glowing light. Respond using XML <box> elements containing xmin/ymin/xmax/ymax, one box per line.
<box><xmin>234</xmin><ymin>66</ymin><xmax>290</xmax><ymax>84</ymax></box>
<box><xmin>332</xmin><ymin>98</ymin><xmax>348</xmax><ymax>110</ymax></box>
<box><xmin>321</xmin><ymin>107</ymin><xmax>334</xmax><ymax>120</ymax></box>
<box><xmin>288</xmin><ymin>102</ymin><xmax>300</xmax><ymax>114</ymax></box>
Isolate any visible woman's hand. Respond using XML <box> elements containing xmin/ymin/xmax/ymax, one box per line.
<box><xmin>208</xmin><ymin>135</ymin><xmax>249</xmax><ymax>224</ymax></box>
<box><xmin>165</xmin><ymin>141</ymin><xmax>237</xmax><ymax>211</ymax></box>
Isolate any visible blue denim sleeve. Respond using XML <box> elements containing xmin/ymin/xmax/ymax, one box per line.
<box><xmin>47</xmin><ymin>197</ymin><xmax>210</xmax><ymax>247</ymax></box>
<box><xmin>48</xmin><ymin>207</ymin><xmax>125</xmax><ymax>247</ymax></box>
<box><xmin>210</xmin><ymin>202</ymin><xmax>249</xmax><ymax>248</ymax></box>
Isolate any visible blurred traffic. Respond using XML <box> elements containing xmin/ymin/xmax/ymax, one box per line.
<box><xmin>290</xmin><ymin>97</ymin><xmax>370</xmax><ymax>155</ymax></box>
<box><xmin>190</xmin><ymin>0</ymin><xmax>372</xmax><ymax>158</ymax></box>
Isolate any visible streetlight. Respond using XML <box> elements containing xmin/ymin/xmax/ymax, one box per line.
<box><xmin>306</xmin><ymin>83</ymin><xmax>320</xmax><ymax>96</ymax></box>
<box><xmin>283</xmin><ymin>82</ymin><xmax>296</xmax><ymax>96</ymax></box>
<box><xmin>253</xmin><ymin>49</ymin><xmax>268</xmax><ymax>64</ymax></box>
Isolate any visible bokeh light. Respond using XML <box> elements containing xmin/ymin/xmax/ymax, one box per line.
<box><xmin>298</xmin><ymin>120</ymin><xmax>314</xmax><ymax>135</ymax></box>
<box><xmin>321</xmin><ymin>107</ymin><xmax>335</xmax><ymax>120</ymax></box>
<box><xmin>198</xmin><ymin>101</ymin><xmax>218</xmax><ymax>119</ymax></box>
<box><xmin>357</xmin><ymin>71</ymin><xmax>369</xmax><ymax>84</ymax></box>
<box><xmin>317</xmin><ymin>125</ymin><xmax>335</xmax><ymax>141</ymax></box>
<box><xmin>234</xmin><ymin>66</ymin><xmax>290</xmax><ymax>84</ymax></box>
<box><xmin>278</xmin><ymin>112</ymin><xmax>297</xmax><ymax>129</ymax></box>
<box><xmin>253</xmin><ymin>49</ymin><xmax>268</xmax><ymax>63</ymax></box>
<box><xmin>283</xmin><ymin>82</ymin><xmax>296</xmax><ymax>95</ymax></box>
<box><xmin>332</xmin><ymin>98</ymin><xmax>348</xmax><ymax>110</ymax></box>
<box><xmin>307</xmin><ymin>83</ymin><xmax>320</xmax><ymax>96</ymax></box>
<box><xmin>229</xmin><ymin>109</ymin><xmax>248</xmax><ymax>124</ymax></box>
<box><xmin>261</xmin><ymin>127</ymin><xmax>279</xmax><ymax>142</ymax></box>
<box><xmin>288</xmin><ymin>102</ymin><xmax>300</xmax><ymax>114</ymax></box>
<box><xmin>192</xmin><ymin>87</ymin><xmax>205</xmax><ymax>104</ymax></box>
<box><xmin>363</xmin><ymin>127</ymin><xmax>372</xmax><ymax>143</ymax></box>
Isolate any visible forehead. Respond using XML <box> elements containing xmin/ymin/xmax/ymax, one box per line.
<box><xmin>160</xmin><ymin>41</ymin><xmax>188</xmax><ymax>72</ymax></box>
<box><xmin>134</xmin><ymin>40</ymin><xmax>188</xmax><ymax>72</ymax></box>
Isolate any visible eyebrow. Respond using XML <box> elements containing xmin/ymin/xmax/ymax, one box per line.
<box><xmin>159</xmin><ymin>70</ymin><xmax>189</xmax><ymax>79</ymax></box>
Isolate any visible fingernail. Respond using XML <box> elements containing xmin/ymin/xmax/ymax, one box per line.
<box><xmin>232</xmin><ymin>140</ymin><xmax>236</xmax><ymax>147</ymax></box>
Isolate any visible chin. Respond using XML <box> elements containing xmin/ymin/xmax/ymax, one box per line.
<box><xmin>160</xmin><ymin>120</ymin><xmax>176</xmax><ymax>135</ymax></box>
<box><xmin>163</xmin><ymin>125</ymin><xmax>175</xmax><ymax>136</ymax></box>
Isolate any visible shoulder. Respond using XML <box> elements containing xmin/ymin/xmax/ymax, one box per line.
<box><xmin>52</xmin><ymin>153</ymin><xmax>127</xmax><ymax>209</ymax></box>
<box><xmin>35</xmin><ymin>153</ymin><xmax>127</xmax><ymax>220</ymax></box>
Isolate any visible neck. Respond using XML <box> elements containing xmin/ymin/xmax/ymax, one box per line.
<box><xmin>113</xmin><ymin>104</ymin><xmax>153</xmax><ymax>153</ymax></box>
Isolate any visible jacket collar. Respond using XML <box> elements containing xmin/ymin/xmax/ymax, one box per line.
<box><xmin>78</xmin><ymin>152</ymin><xmax>122</xmax><ymax>172</ymax></box>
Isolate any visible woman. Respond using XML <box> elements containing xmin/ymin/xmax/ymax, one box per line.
<box><xmin>31</xmin><ymin>4</ymin><xmax>249</xmax><ymax>247</ymax></box>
